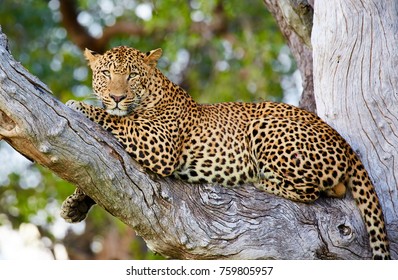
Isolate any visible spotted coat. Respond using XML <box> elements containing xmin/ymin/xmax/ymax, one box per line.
<box><xmin>66</xmin><ymin>46</ymin><xmax>390</xmax><ymax>259</ymax></box>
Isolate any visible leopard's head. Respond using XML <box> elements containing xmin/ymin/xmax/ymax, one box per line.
<box><xmin>84</xmin><ymin>46</ymin><xmax>162</xmax><ymax>116</ymax></box>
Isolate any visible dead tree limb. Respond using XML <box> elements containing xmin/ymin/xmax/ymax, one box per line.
<box><xmin>263</xmin><ymin>0</ymin><xmax>315</xmax><ymax>113</ymax></box>
<box><xmin>0</xmin><ymin>27</ymin><xmax>386</xmax><ymax>259</ymax></box>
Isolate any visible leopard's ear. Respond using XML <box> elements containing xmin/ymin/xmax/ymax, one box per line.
<box><xmin>144</xmin><ymin>48</ymin><xmax>162</xmax><ymax>69</ymax></box>
<box><xmin>84</xmin><ymin>48</ymin><xmax>101</xmax><ymax>67</ymax></box>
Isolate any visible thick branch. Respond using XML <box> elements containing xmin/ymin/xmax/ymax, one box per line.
<box><xmin>263</xmin><ymin>0</ymin><xmax>315</xmax><ymax>113</ymax></box>
<box><xmin>312</xmin><ymin>1</ymin><xmax>398</xmax><ymax>257</ymax></box>
<box><xmin>0</xmin><ymin>28</ymin><xmax>375</xmax><ymax>259</ymax></box>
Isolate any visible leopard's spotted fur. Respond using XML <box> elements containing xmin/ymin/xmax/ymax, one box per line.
<box><xmin>62</xmin><ymin>46</ymin><xmax>390</xmax><ymax>259</ymax></box>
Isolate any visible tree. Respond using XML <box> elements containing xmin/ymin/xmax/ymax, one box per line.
<box><xmin>1</xmin><ymin>0</ymin><xmax>397</xmax><ymax>259</ymax></box>
<box><xmin>266</xmin><ymin>0</ymin><xmax>398</xmax><ymax>258</ymax></box>
<box><xmin>0</xmin><ymin>0</ymin><xmax>287</xmax><ymax>259</ymax></box>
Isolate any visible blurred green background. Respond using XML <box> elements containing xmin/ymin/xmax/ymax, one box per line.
<box><xmin>0</xmin><ymin>0</ymin><xmax>299</xmax><ymax>259</ymax></box>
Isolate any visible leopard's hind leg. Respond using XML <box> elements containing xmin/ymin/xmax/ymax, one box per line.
<box><xmin>323</xmin><ymin>182</ymin><xmax>347</xmax><ymax>198</ymax></box>
<box><xmin>254</xmin><ymin>172</ymin><xmax>320</xmax><ymax>203</ymax></box>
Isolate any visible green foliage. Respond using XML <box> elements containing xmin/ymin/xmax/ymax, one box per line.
<box><xmin>0</xmin><ymin>0</ymin><xmax>293</xmax><ymax>259</ymax></box>
<box><xmin>0</xmin><ymin>167</ymin><xmax>73</xmax><ymax>226</ymax></box>
<box><xmin>0</xmin><ymin>0</ymin><xmax>82</xmax><ymax>101</ymax></box>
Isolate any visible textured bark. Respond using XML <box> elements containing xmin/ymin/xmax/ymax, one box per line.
<box><xmin>312</xmin><ymin>0</ymin><xmax>398</xmax><ymax>256</ymax></box>
<box><xmin>0</xmin><ymin>26</ymin><xmax>390</xmax><ymax>259</ymax></box>
<box><xmin>263</xmin><ymin>0</ymin><xmax>316</xmax><ymax>113</ymax></box>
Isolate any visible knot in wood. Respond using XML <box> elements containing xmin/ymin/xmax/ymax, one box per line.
<box><xmin>337</xmin><ymin>224</ymin><xmax>352</xmax><ymax>237</ymax></box>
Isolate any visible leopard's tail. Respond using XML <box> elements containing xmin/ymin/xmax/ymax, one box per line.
<box><xmin>347</xmin><ymin>147</ymin><xmax>390</xmax><ymax>259</ymax></box>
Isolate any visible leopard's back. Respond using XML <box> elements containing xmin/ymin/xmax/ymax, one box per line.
<box><xmin>67</xmin><ymin>45</ymin><xmax>390</xmax><ymax>259</ymax></box>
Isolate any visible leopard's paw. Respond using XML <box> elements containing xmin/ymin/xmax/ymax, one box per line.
<box><xmin>60</xmin><ymin>188</ymin><xmax>96</xmax><ymax>223</ymax></box>
<box><xmin>66</xmin><ymin>100</ymin><xmax>83</xmax><ymax>111</ymax></box>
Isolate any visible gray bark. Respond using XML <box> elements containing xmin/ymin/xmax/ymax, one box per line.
<box><xmin>312</xmin><ymin>0</ymin><xmax>398</xmax><ymax>255</ymax></box>
<box><xmin>0</xmin><ymin>25</ymin><xmax>389</xmax><ymax>259</ymax></box>
<box><xmin>263</xmin><ymin>0</ymin><xmax>316</xmax><ymax>113</ymax></box>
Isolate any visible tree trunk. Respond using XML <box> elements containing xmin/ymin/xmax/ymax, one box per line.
<box><xmin>263</xmin><ymin>0</ymin><xmax>316</xmax><ymax>113</ymax></box>
<box><xmin>312</xmin><ymin>0</ymin><xmax>398</xmax><ymax>253</ymax></box>
<box><xmin>0</xmin><ymin>1</ymin><xmax>396</xmax><ymax>258</ymax></box>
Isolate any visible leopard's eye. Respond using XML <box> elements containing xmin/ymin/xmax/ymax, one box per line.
<box><xmin>102</xmin><ymin>70</ymin><xmax>111</xmax><ymax>78</ymax></box>
<box><xmin>128</xmin><ymin>72</ymin><xmax>139</xmax><ymax>80</ymax></box>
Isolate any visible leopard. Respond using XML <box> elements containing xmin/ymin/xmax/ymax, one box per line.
<box><xmin>61</xmin><ymin>45</ymin><xmax>390</xmax><ymax>259</ymax></box>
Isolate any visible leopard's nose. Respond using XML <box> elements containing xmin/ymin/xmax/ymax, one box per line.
<box><xmin>110</xmin><ymin>94</ymin><xmax>127</xmax><ymax>103</ymax></box>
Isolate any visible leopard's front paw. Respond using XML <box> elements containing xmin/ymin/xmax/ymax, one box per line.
<box><xmin>60</xmin><ymin>188</ymin><xmax>96</xmax><ymax>223</ymax></box>
<box><xmin>66</xmin><ymin>100</ymin><xmax>83</xmax><ymax>111</ymax></box>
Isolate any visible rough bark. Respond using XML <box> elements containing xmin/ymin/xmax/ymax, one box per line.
<box><xmin>0</xmin><ymin>26</ymin><xmax>389</xmax><ymax>259</ymax></box>
<box><xmin>312</xmin><ymin>0</ymin><xmax>398</xmax><ymax>255</ymax></box>
<box><xmin>263</xmin><ymin>0</ymin><xmax>316</xmax><ymax>113</ymax></box>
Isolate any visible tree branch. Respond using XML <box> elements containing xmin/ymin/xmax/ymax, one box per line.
<box><xmin>0</xmin><ymin>28</ymin><xmax>377</xmax><ymax>259</ymax></box>
<box><xmin>59</xmin><ymin>0</ymin><xmax>97</xmax><ymax>50</ymax></box>
<box><xmin>59</xmin><ymin>0</ymin><xmax>146</xmax><ymax>53</ymax></box>
<box><xmin>312</xmin><ymin>0</ymin><xmax>398</xmax><ymax>256</ymax></box>
<box><xmin>263</xmin><ymin>0</ymin><xmax>315</xmax><ymax>113</ymax></box>
<box><xmin>59</xmin><ymin>0</ymin><xmax>229</xmax><ymax>53</ymax></box>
